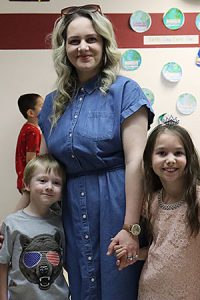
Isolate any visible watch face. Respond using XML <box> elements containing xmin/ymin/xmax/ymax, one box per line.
<box><xmin>131</xmin><ymin>224</ymin><xmax>141</xmax><ymax>236</ymax></box>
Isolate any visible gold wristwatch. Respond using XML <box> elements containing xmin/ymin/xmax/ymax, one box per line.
<box><xmin>122</xmin><ymin>224</ymin><xmax>141</xmax><ymax>236</ymax></box>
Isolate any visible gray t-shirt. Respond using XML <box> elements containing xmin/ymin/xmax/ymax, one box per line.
<box><xmin>0</xmin><ymin>210</ymin><xmax>69</xmax><ymax>300</ymax></box>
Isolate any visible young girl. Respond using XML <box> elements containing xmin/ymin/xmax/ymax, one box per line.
<box><xmin>0</xmin><ymin>154</ymin><xmax>69</xmax><ymax>300</ymax></box>
<box><xmin>138</xmin><ymin>121</ymin><xmax>200</xmax><ymax>299</ymax></box>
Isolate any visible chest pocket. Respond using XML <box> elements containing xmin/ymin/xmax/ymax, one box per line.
<box><xmin>79</xmin><ymin>111</ymin><xmax>114</xmax><ymax>141</ymax></box>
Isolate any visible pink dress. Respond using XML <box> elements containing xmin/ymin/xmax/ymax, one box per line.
<box><xmin>138</xmin><ymin>188</ymin><xmax>200</xmax><ymax>300</ymax></box>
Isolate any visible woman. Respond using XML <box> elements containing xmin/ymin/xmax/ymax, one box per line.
<box><xmin>39</xmin><ymin>4</ymin><xmax>154</xmax><ymax>300</ymax></box>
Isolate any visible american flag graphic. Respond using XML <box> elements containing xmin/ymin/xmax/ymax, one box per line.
<box><xmin>46</xmin><ymin>251</ymin><xmax>60</xmax><ymax>266</ymax></box>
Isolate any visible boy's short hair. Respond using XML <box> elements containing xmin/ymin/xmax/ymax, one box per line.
<box><xmin>23</xmin><ymin>154</ymin><xmax>66</xmax><ymax>187</ymax></box>
<box><xmin>18</xmin><ymin>93</ymin><xmax>41</xmax><ymax>119</ymax></box>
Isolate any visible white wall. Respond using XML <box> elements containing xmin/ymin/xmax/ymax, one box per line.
<box><xmin>120</xmin><ymin>47</ymin><xmax>200</xmax><ymax>146</ymax></box>
<box><xmin>1</xmin><ymin>0</ymin><xmax>200</xmax><ymax>221</ymax></box>
<box><xmin>1</xmin><ymin>0</ymin><xmax>200</xmax><ymax>13</ymax></box>
<box><xmin>0</xmin><ymin>50</ymin><xmax>56</xmax><ymax>220</ymax></box>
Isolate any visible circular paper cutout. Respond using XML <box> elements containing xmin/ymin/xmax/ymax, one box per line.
<box><xmin>129</xmin><ymin>10</ymin><xmax>152</xmax><ymax>33</ymax></box>
<box><xmin>158</xmin><ymin>113</ymin><xmax>170</xmax><ymax>124</ymax></box>
<box><xmin>121</xmin><ymin>49</ymin><xmax>141</xmax><ymax>71</ymax></box>
<box><xmin>162</xmin><ymin>62</ymin><xmax>182</xmax><ymax>82</ymax></box>
<box><xmin>195</xmin><ymin>13</ymin><xmax>200</xmax><ymax>30</ymax></box>
<box><xmin>176</xmin><ymin>93</ymin><xmax>197</xmax><ymax>115</ymax></box>
<box><xmin>163</xmin><ymin>8</ymin><xmax>185</xmax><ymax>30</ymax></box>
<box><xmin>142</xmin><ymin>88</ymin><xmax>155</xmax><ymax>105</ymax></box>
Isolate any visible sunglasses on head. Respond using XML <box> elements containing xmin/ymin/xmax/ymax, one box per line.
<box><xmin>61</xmin><ymin>4</ymin><xmax>102</xmax><ymax>16</ymax></box>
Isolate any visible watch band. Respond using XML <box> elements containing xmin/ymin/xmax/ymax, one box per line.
<box><xmin>122</xmin><ymin>223</ymin><xmax>141</xmax><ymax>236</ymax></box>
<box><xmin>122</xmin><ymin>224</ymin><xmax>132</xmax><ymax>232</ymax></box>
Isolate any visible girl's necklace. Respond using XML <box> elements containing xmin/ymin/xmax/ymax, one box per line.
<box><xmin>158</xmin><ymin>189</ymin><xmax>184</xmax><ymax>210</ymax></box>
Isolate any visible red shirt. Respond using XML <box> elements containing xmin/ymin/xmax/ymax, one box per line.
<box><xmin>15</xmin><ymin>122</ymin><xmax>41</xmax><ymax>190</ymax></box>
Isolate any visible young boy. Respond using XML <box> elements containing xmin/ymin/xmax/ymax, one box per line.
<box><xmin>0</xmin><ymin>154</ymin><xmax>69</xmax><ymax>300</ymax></box>
<box><xmin>15</xmin><ymin>93</ymin><xmax>44</xmax><ymax>192</ymax></box>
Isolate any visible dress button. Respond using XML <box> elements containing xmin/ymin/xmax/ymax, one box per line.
<box><xmin>79</xmin><ymin>97</ymin><xmax>83</xmax><ymax>101</ymax></box>
<box><xmin>69</xmin><ymin>133</ymin><xmax>72</xmax><ymax>137</ymax></box>
<box><xmin>74</xmin><ymin>115</ymin><xmax>78</xmax><ymax>119</ymax></box>
<box><xmin>84</xmin><ymin>234</ymin><xmax>89</xmax><ymax>239</ymax></box>
<box><xmin>82</xmin><ymin>214</ymin><xmax>87</xmax><ymax>219</ymax></box>
<box><xmin>91</xmin><ymin>278</ymin><xmax>95</xmax><ymax>282</ymax></box>
<box><xmin>81</xmin><ymin>88</ymin><xmax>84</xmax><ymax>92</ymax></box>
<box><xmin>81</xmin><ymin>192</ymin><xmax>85</xmax><ymax>196</ymax></box>
<box><xmin>88</xmin><ymin>256</ymin><xmax>92</xmax><ymax>261</ymax></box>
<box><xmin>71</xmin><ymin>155</ymin><xmax>75</xmax><ymax>159</ymax></box>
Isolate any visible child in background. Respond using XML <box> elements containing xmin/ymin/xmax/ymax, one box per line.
<box><xmin>15</xmin><ymin>93</ymin><xmax>44</xmax><ymax>192</ymax></box>
<box><xmin>0</xmin><ymin>154</ymin><xmax>69</xmax><ymax>300</ymax></box>
<box><xmin>137</xmin><ymin>120</ymin><xmax>200</xmax><ymax>299</ymax></box>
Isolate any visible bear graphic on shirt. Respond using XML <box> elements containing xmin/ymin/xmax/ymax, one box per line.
<box><xmin>19</xmin><ymin>232</ymin><xmax>63</xmax><ymax>290</ymax></box>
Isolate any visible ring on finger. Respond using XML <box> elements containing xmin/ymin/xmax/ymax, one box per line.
<box><xmin>127</xmin><ymin>254</ymin><xmax>138</xmax><ymax>261</ymax></box>
<box><xmin>127</xmin><ymin>256</ymin><xmax>133</xmax><ymax>261</ymax></box>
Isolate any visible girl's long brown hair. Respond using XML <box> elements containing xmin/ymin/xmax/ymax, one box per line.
<box><xmin>143</xmin><ymin>124</ymin><xmax>200</xmax><ymax>237</ymax></box>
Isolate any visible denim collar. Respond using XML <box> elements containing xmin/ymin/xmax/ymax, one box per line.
<box><xmin>79</xmin><ymin>75</ymin><xmax>100</xmax><ymax>95</ymax></box>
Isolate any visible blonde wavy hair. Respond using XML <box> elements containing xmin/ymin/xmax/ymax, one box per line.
<box><xmin>50</xmin><ymin>9</ymin><xmax>121</xmax><ymax>127</ymax></box>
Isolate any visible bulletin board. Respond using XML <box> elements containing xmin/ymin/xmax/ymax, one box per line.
<box><xmin>0</xmin><ymin>12</ymin><xmax>199</xmax><ymax>49</ymax></box>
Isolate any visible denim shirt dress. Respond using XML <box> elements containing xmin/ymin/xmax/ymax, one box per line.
<box><xmin>39</xmin><ymin>75</ymin><xmax>154</xmax><ymax>300</ymax></box>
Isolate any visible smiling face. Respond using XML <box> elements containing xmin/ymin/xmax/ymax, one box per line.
<box><xmin>152</xmin><ymin>130</ymin><xmax>187</xmax><ymax>186</ymax></box>
<box><xmin>25</xmin><ymin>166</ymin><xmax>63</xmax><ymax>210</ymax></box>
<box><xmin>65</xmin><ymin>16</ymin><xmax>103</xmax><ymax>83</ymax></box>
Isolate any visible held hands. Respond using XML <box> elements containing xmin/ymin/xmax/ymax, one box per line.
<box><xmin>107</xmin><ymin>229</ymin><xmax>139</xmax><ymax>270</ymax></box>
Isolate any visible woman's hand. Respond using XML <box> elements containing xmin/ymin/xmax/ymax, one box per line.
<box><xmin>107</xmin><ymin>229</ymin><xmax>139</xmax><ymax>270</ymax></box>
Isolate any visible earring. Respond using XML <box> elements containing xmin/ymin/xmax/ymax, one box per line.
<box><xmin>103</xmin><ymin>54</ymin><xmax>107</xmax><ymax>66</ymax></box>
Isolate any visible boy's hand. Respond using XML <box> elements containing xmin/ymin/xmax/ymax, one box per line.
<box><xmin>113</xmin><ymin>244</ymin><xmax>127</xmax><ymax>259</ymax></box>
<box><xmin>116</xmin><ymin>247</ymin><xmax>148</xmax><ymax>268</ymax></box>
<box><xmin>107</xmin><ymin>230</ymin><xmax>139</xmax><ymax>270</ymax></box>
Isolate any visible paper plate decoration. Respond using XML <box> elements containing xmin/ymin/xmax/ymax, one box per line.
<box><xmin>176</xmin><ymin>93</ymin><xmax>197</xmax><ymax>115</ymax></box>
<box><xmin>142</xmin><ymin>88</ymin><xmax>155</xmax><ymax>105</ymax></box>
<box><xmin>158</xmin><ymin>113</ymin><xmax>171</xmax><ymax>124</ymax></box>
<box><xmin>129</xmin><ymin>10</ymin><xmax>152</xmax><ymax>33</ymax></box>
<box><xmin>121</xmin><ymin>49</ymin><xmax>141</xmax><ymax>71</ymax></box>
<box><xmin>162</xmin><ymin>62</ymin><xmax>182</xmax><ymax>82</ymax></box>
<box><xmin>195</xmin><ymin>49</ymin><xmax>200</xmax><ymax>67</ymax></box>
<box><xmin>195</xmin><ymin>13</ymin><xmax>200</xmax><ymax>30</ymax></box>
<box><xmin>163</xmin><ymin>8</ymin><xmax>185</xmax><ymax>30</ymax></box>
